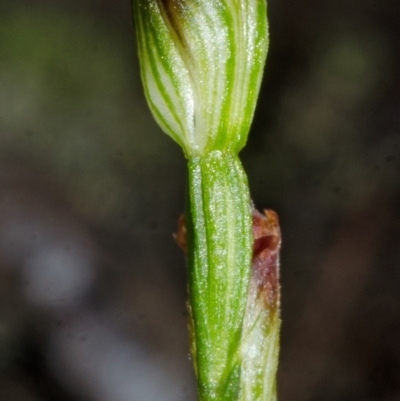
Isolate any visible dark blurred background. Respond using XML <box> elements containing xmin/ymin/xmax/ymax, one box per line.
<box><xmin>0</xmin><ymin>0</ymin><xmax>399</xmax><ymax>400</ymax></box>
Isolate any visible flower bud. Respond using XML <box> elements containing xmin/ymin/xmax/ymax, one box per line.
<box><xmin>132</xmin><ymin>0</ymin><xmax>268</xmax><ymax>157</ymax></box>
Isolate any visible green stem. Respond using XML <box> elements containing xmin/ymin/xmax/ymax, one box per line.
<box><xmin>186</xmin><ymin>150</ymin><xmax>253</xmax><ymax>401</ymax></box>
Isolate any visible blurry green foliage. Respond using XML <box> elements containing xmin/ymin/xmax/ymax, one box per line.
<box><xmin>0</xmin><ymin>5</ymin><xmax>182</xmax><ymax>227</ymax></box>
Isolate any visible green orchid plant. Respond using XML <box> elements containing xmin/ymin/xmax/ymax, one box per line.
<box><xmin>131</xmin><ymin>1</ymin><xmax>280</xmax><ymax>400</ymax></box>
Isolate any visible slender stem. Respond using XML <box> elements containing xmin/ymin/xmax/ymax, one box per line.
<box><xmin>186</xmin><ymin>150</ymin><xmax>253</xmax><ymax>401</ymax></box>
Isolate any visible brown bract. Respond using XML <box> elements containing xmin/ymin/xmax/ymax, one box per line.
<box><xmin>174</xmin><ymin>214</ymin><xmax>187</xmax><ymax>252</ymax></box>
<box><xmin>251</xmin><ymin>208</ymin><xmax>281</xmax><ymax>312</ymax></box>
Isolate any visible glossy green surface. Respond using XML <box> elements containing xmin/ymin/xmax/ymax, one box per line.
<box><xmin>186</xmin><ymin>152</ymin><xmax>252</xmax><ymax>400</ymax></box>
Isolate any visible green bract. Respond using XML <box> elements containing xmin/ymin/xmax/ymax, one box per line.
<box><xmin>132</xmin><ymin>0</ymin><xmax>268</xmax><ymax>157</ymax></box>
<box><xmin>186</xmin><ymin>151</ymin><xmax>253</xmax><ymax>399</ymax></box>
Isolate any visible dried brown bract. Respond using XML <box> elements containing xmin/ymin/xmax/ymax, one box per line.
<box><xmin>251</xmin><ymin>208</ymin><xmax>281</xmax><ymax>312</ymax></box>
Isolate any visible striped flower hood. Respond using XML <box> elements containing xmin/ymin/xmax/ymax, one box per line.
<box><xmin>132</xmin><ymin>0</ymin><xmax>269</xmax><ymax>157</ymax></box>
